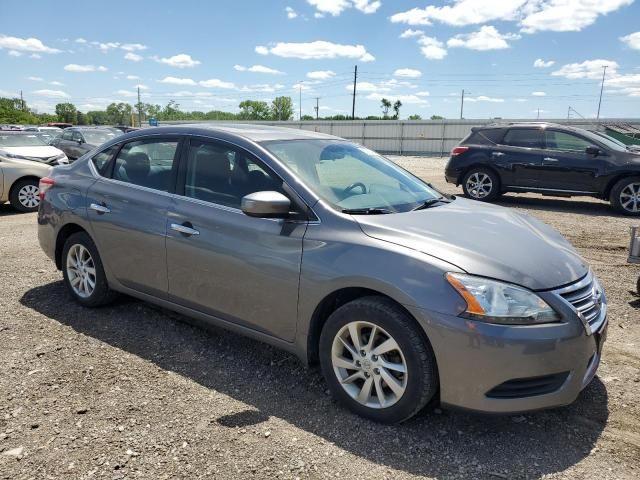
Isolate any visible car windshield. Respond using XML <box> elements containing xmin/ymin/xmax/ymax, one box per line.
<box><xmin>0</xmin><ymin>134</ymin><xmax>48</xmax><ymax>147</ymax></box>
<box><xmin>81</xmin><ymin>130</ymin><xmax>119</xmax><ymax>145</ymax></box>
<box><xmin>581</xmin><ymin>129</ymin><xmax>627</xmax><ymax>152</ymax></box>
<box><xmin>262</xmin><ymin>140</ymin><xmax>442</xmax><ymax>213</ymax></box>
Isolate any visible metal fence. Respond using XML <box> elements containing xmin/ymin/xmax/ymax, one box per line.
<box><xmin>162</xmin><ymin>118</ymin><xmax>640</xmax><ymax>156</ymax></box>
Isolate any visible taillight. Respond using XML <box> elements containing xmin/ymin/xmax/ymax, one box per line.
<box><xmin>451</xmin><ymin>146</ymin><xmax>470</xmax><ymax>156</ymax></box>
<box><xmin>39</xmin><ymin>177</ymin><xmax>55</xmax><ymax>200</ymax></box>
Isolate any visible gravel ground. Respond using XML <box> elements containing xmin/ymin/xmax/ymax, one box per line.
<box><xmin>1</xmin><ymin>155</ymin><xmax>639</xmax><ymax>480</ymax></box>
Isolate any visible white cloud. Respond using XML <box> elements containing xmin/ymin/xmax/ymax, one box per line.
<box><xmin>533</xmin><ymin>58</ymin><xmax>555</xmax><ymax>68</ymax></box>
<box><xmin>50</xmin><ymin>81</ymin><xmax>64</xmax><ymax>86</ymax></box>
<box><xmin>32</xmin><ymin>89</ymin><xmax>69</xmax><ymax>99</ymax></box>
<box><xmin>30</xmin><ymin>53</ymin><xmax>41</xmax><ymax>59</ymax></box>
<box><xmin>199</xmin><ymin>78</ymin><xmax>237</xmax><ymax>89</ymax></box>
<box><xmin>286</xmin><ymin>6</ymin><xmax>298</xmax><ymax>19</ymax></box>
<box><xmin>394</xmin><ymin>68</ymin><xmax>422</xmax><ymax>78</ymax></box>
<box><xmin>399</xmin><ymin>29</ymin><xmax>424</xmax><ymax>38</ymax></box>
<box><xmin>349</xmin><ymin>81</ymin><xmax>391</xmax><ymax>92</ymax></box>
<box><xmin>257</xmin><ymin>41</ymin><xmax>374</xmax><ymax>61</ymax></box>
<box><xmin>0</xmin><ymin>34</ymin><xmax>61</xmax><ymax>53</ymax></box>
<box><xmin>155</xmin><ymin>54</ymin><xmax>200</xmax><ymax>68</ymax></box>
<box><xmin>8</xmin><ymin>50</ymin><xmax>22</xmax><ymax>57</ymax></box>
<box><xmin>121</xmin><ymin>43</ymin><xmax>147</xmax><ymax>52</ymax></box>
<box><xmin>95</xmin><ymin>41</ymin><xmax>120</xmax><ymax>52</ymax></box>
<box><xmin>307</xmin><ymin>0</ymin><xmax>380</xmax><ymax>16</ymax></box>
<box><xmin>135</xmin><ymin>84</ymin><xmax>149</xmax><ymax>90</ymax></box>
<box><xmin>124</xmin><ymin>52</ymin><xmax>143</xmax><ymax>62</ymax></box>
<box><xmin>64</xmin><ymin>64</ymin><xmax>108</xmax><ymax>72</ymax></box>
<box><xmin>531</xmin><ymin>91</ymin><xmax>546</xmax><ymax>96</ymax></box>
<box><xmin>515</xmin><ymin>98</ymin><xmax>528</xmax><ymax>102</ymax></box>
<box><xmin>234</xmin><ymin>64</ymin><xmax>285</xmax><ymax>74</ymax></box>
<box><xmin>465</xmin><ymin>95</ymin><xmax>505</xmax><ymax>103</ymax></box>
<box><xmin>551</xmin><ymin>59</ymin><xmax>617</xmax><ymax>80</ymax></box>
<box><xmin>390</xmin><ymin>1</ymin><xmax>632</xmax><ymax>34</ymax></box>
<box><xmin>417</xmin><ymin>36</ymin><xmax>447</xmax><ymax>60</ymax></box>
<box><xmin>620</xmin><ymin>32</ymin><xmax>640</xmax><ymax>50</ymax></box>
<box><xmin>114</xmin><ymin>89</ymin><xmax>139</xmax><ymax>98</ymax></box>
<box><xmin>75</xmin><ymin>38</ymin><xmax>87</xmax><ymax>44</ymax></box>
<box><xmin>158</xmin><ymin>76</ymin><xmax>197</xmax><ymax>85</ymax></box>
<box><xmin>307</xmin><ymin>70</ymin><xmax>335</xmax><ymax>79</ymax></box>
<box><xmin>416</xmin><ymin>91</ymin><xmax>430</xmax><ymax>97</ymax></box>
<box><xmin>126</xmin><ymin>75</ymin><xmax>140</xmax><ymax>80</ymax></box>
<box><xmin>27</xmin><ymin>76</ymin><xmax>43</xmax><ymax>81</ymax></box>
<box><xmin>447</xmin><ymin>26</ymin><xmax>519</xmax><ymax>50</ymax></box>
<box><xmin>366</xmin><ymin>92</ymin><xmax>429</xmax><ymax>105</ymax></box>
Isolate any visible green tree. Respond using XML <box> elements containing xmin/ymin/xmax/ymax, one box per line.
<box><xmin>271</xmin><ymin>96</ymin><xmax>293</xmax><ymax>121</ymax></box>
<box><xmin>393</xmin><ymin>100</ymin><xmax>402</xmax><ymax>120</ymax></box>
<box><xmin>55</xmin><ymin>103</ymin><xmax>77</xmax><ymax>123</ymax></box>
<box><xmin>430</xmin><ymin>115</ymin><xmax>444</xmax><ymax>120</ymax></box>
<box><xmin>0</xmin><ymin>97</ymin><xmax>39</xmax><ymax>124</ymax></box>
<box><xmin>380</xmin><ymin>98</ymin><xmax>392</xmax><ymax>118</ymax></box>
<box><xmin>408</xmin><ymin>114</ymin><xmax>422</xmax><ymax>120</ymax></box>
<box><xmin>238</xmin><ymin>100</ymin><xmax>271</xmax><ymax>120</ymax></box>
<box><xmin>87</xmin><ymin>110</ymin><xmax>108</xmax><ymax>125</ymax></box>
<box><xmin>76</xmin><ymin>111</ymin><xmax>87</xmax><ymax>125</ymax></box>
<box><xmin>106</xmin><ymin>102</ymin><xmax>133</xmax><ymax>125</ymax></box>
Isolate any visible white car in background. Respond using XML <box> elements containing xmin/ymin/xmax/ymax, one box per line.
<box><xmin>0</xmin><ymin>132</ymin><xmax>68</xmax><ymax>212</ymax></box>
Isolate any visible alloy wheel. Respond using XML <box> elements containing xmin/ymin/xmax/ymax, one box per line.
<box><xmin>466</xmin><ymin>172</ymin><xmax>493</xmax><ymax>199</ymax></box>
<box><xmin>18</xmin><ymin>184</ymin><xmax>40</xmax><ymax>209</ymax></box>
<box><xmin>620</xmin><ymin>182</ymin><xmax>640</xmax><ymax>213</ymax></box>
<box><xmin>66</xmin><ymin>244</ymin><xmax>97</xmax><ymax>298</ymax></box>
<box><xmin>331</xmin><ymin>321</ymin><xmax>408</xmax><ymax>409</ymax></box>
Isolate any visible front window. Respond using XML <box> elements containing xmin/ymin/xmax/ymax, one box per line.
<box><xmin>81</xmin><ymin>130</ymin><xmax>118</xmax><ymax>145</ymax></box>
<box><xmin>0</xmin><ymin>134</ymin><xmax>48</xmax><ymax>147</ymax></box>
<box><xmin>544</xmin><ymin>130</ymin><xmax>598</xmax><ymax>152</ymax></box>
<box><xmin>262</xmin><ymin>140</ymin><xmax>441</xmax><ymax>213</ymax></box>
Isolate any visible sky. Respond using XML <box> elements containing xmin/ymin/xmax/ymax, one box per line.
<box><xmin>1</xmin><ymin>0</ymin><xmax>639</xmax><ymax>120</ymax></box>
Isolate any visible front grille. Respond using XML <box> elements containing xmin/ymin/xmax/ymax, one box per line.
<box><xmin>554</xmin><ymin>272</ymin><xmax>605</xmax><ymax>332</ymax></box>
<box><xmin>486</xmin><ymin>372</ymin><xmax>569</xmax><ymax>399</ymax></box>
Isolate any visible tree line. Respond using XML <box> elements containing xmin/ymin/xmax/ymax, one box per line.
<box><xmin>1</xmin><ymin>95</ymin><xmax>443</xmax><ymax>126</ymax></box>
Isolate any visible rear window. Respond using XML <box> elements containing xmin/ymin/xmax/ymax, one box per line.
<box><xmin>502</xmin><ymin>128</ymin><xmax>543</xmax><ymax>148</ymax></box>
<box><xmin>463</xmin><ymin>128</ymin><xmax>504</xmax><ymax>145</ymax></box>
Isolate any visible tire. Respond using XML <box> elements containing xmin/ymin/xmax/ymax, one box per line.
<box><xmin>61</xmin><ymin>232</ymin><xmax>117</xmax><ymax>307</ymax></box>
<box><xmin>461</xmin><ymin>167</ymin><xmax>501</xmax><ymax>201</ymax></box>
<box><xmin>319</xmin><ymin>296</ymin><xmax>438</xmax><ymax>423</ymax></box>
<box><xmin>9</xmin><ymin>178</ymin><xmax>40</xmax><ymax>213</ymax></box>
<box><xmin>609</xmin><ymin>177</ymin><xmax>640</xmax><ymax>216</ymax></box>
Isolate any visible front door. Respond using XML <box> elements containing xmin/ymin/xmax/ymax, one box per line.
<box><xmin>496</xmin><ymin>128</ymin><xmax>545</xmax><ymax>188</ymax></box>
<box><xmin>166</xmin><ymin>137</ymin><xmax>306</xmax><ymax>341</ymax></box>
<box><xmin>87</xmin><ymin>136</ymin><xmax>182</xmax><ymax>297</ymax></box>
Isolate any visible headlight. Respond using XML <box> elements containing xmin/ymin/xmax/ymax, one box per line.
<box><xmin>446</xmin><ymin>273</ymin><xmax>560</xmax><ymax>325</ymax></box>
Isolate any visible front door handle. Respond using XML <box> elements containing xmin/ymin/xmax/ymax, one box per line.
<box><xmin>544</xmin><ymin>157</ymin><xmax>559</xmax><ymax>162</ymax></box>
<box><xmin>89</xmin><ymin>203</ymin><xmax>110</xmax><ymax>214</ymax></box>
<box><xmin>491</xmin><ymin>152</ymin><xmax>505</xmax><ymax>157</ymax></box>
<box><xmin>171</xmin><ymin>223</ymin><xmax>200</xmax><ymax>236</ymax></box>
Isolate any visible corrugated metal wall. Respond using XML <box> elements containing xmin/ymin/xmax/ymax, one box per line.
<box><xmin>162</xmin><ymin>119</ymin><xmax>640</xmax><ymax>155</ymax></box>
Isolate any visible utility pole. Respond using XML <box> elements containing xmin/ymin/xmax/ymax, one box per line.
<box><xmin>20</xmin><ymin>90</ymin><xmax>24</xmax><ymax>111</ymax></box>
<box><xmin>537</xmin><ymin>108</ymin><xmax>540</xmax><ymax>120</ymax></box>
<box><xmin>314</xmin><ymin>97</ymin><xmax>319</xmax><ymax>119</ymax></box>
<box><xmin>567</xmin><ymin>106</ymin><xmax>570</xmax><ymax>120</ymax></box>
<box><xmin>596</xmin><ymin>65</ymin><xmax>607</xmax><ymax>121</ymax></box>
<box><xmin>459</xmin><ymin>89</ymin><xmax>466</xmax><ymax>119</ymax></box>
<box><xmin>137</xmin><ymin>86</ymin><xmax>142</xmax><ymax>127</ymax></box>
<box><xmin>351</xmin><ymin>65</ymin><xmax>358</xmax><ymax>120</ymax></box>
<box><xmin>299</xmin><ymin>82</ymin><xmax>302</xmax><ymax>120</ymax></box>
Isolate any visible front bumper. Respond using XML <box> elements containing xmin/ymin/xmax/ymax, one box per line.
<box><xmin>407</xmin><ymin>304</ymin><xmax>607</xmax><ymax>414</ymax></box>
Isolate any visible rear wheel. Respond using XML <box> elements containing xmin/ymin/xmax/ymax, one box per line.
<box><xmin>62</xmin><ymin>232</ymin><xmax>117</xmax><ymax>307</ymax></box>
<box><xmin>462</xmin><ymin>168</ymin><xmax>501</xmax><ymax>201</ymax></box>
<box><xmin>9</xmin><ymin>178</ymin><xmax>40</xmax><ymax>212</ymax></box>
<box><xmin>319</xmin><ymin>297</ymin><xmax>438</xmax><ymax>423</ymax></box>
<box><xmin>610</xmin><ymin>177</ymin><xmax>640</xmax><ymax>216</ymax></box>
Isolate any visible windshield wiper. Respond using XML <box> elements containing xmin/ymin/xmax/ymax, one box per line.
<box><xmin>342</xmin><ymin>207</ymin><xmax>394</xmax><ymax>215</ymax></box>
<box><xmin>411</xmin><ymin>197</ymin><xmax>451</xmax><ymax>211</ymax></box>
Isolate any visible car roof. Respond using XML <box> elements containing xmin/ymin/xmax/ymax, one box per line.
<box><xmin>131</xmin><ymin>123</ymin><xmax>339</xmax><ymax>142</ymax></box>
<box><xmin>477</xmin><ymin>122</ymin><xmax>594</xmax><ymax>134</ymax></box>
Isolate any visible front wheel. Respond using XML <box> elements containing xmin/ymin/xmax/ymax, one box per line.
<box><xmin>462</xmin><ymin>168</ymin><xmax>501</xmax><ymax>201</ymax></box>
<box><xmin>610</xmin><ymin>177</ymin><xmax>640</xmax><ymax>216</ymax></box>
<box><xmin>319</xmin><ymin>297</ymin><xmax>438</xmax><ymax>423</ymax></box>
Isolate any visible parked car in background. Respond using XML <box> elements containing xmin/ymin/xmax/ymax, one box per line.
<box><xmin>38</xmin><ymin>124</ymin><xmax>607</xmax><ymax>423</ymax></box>
<box><xmin>47</xmin><ymin>122</ymin><xmax>73</xmax><ymax>129</ymax></box>
<box><xmin>0</xmin><ymin>132</ymin><xmax>68</xmax><ymax>212</ymax></box>
<box><xmin>445</xmin><ymin>122</ymin><xmax>640</xmax><ymax>215</ymax></box>
<box><xmin>23</xmin><ymin>126</ymin><xmax>63</xmax><ymax>144</ymax></box>
<box><xmin>50</xmin><ymin>127</ymin><xmax>121</xmax><ymax>161</ymax></box>
<box><xmin>589</xmin><ymin>129</ymin><xmax>640</xmax><ymax>154</ymax></box>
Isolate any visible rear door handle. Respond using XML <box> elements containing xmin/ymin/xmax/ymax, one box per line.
<box><xmin>544</xmin><ymin>157</ymin><xmax>559</xmax><ymax>162</ymax></box>
<box><xmin>171</xmin><ymin>223</ymin><xmax>200</xmax><ymax>236</ymax></box>
<box><xmin>89</xmin><ymin>203</ymin><xmax>110</xmax><ymax>214</ymax></box>
<box><xmin>491</xmin><ymin>152</ymin><xmax>505</xmax><ymax>157</ymax></box>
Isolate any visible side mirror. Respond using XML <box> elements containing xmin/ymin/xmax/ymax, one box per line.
<box><xmin>76</xmin><ymin>138</ymin><xmax>84</xmax><ymax>144</ymax></box>
<box><xmin>241</xmin><ymin>191</ymin><xmax>290</xmax><ymax>218</ymax></box>
<box><xmin>585</xmin><ymin>146</ymin><xmax>600</xmax><ymax>156</ymax></box>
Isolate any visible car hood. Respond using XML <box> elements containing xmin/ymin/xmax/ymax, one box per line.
<box><xmin>1</xmin><ymin>145</ymin><xmax>64</xmax><ymax>158</ymax></box>
<box><xmin>354</xmin><ymin>198</ymin><xmax>588</xmax><ymax>291</ymax></box>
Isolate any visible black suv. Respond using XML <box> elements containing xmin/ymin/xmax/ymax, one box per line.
<box><xmin>445</xmin><ymin>122</ymin><xmax>640</xmax><ymax>215</ymax></box>
<box><xmin>50</xmin><ymin>127</ymin><xmax>121</xmax><ymax>161</ymax></box>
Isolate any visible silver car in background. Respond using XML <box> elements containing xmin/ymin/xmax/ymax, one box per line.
<box><xmin>37</xmin><ymin>124</ymin><xmax>607</xmax><ymax>423</ymax></box>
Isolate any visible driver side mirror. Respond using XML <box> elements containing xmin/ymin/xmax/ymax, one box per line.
<box><xmin>76</xmin><ymin>138</ymin><xmax>84</xmax><ymax>145</ymax></box>
<box><xmin>241</xmin><ymin>191</ymin><xmax>290</xmax><ymax>218</ymax></box>
<box><xmin>585</xmin><ymin>146</ymin><xmax>601</xmax><ymax>156</ymax></box>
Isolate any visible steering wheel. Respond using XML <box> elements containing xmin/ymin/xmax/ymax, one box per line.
<box><xmin>343</xmin><ymin>182</ymin><xmax>367</xmax><ymax>195</ymax></box>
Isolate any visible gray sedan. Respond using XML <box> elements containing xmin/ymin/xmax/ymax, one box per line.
<box><xmin>37</xmin><ymin>124</ymin><xmax>607</xmax><ymax>423</ymax></box>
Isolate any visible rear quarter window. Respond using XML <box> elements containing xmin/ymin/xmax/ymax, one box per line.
<box><xmin>463</xmin><ymin>128</ymin><xmax>504</xmax><ymax>145</ymax></box>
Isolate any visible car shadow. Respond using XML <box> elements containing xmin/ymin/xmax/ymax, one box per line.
<box><xmin>493</xmin><ymin>194</ymin><xmax>616</xmax><ymax>217</ymax></box>
<box><xmin>20</xmin><ymin>281</ymin><xmax>609</xmax><ymax>479</ymax></box>
<box><xmin>0</xmin><ymin>204</ymin><xmax>23</xmax><ymax>217</ymax></box>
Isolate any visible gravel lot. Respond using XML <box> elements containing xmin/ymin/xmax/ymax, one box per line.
<box><xmin>1</xmin><ymin>156</ymin><xmax>639</xmax><ymax>480</ymax></box>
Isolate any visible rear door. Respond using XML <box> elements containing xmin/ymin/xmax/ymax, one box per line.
<box><xmin>165</xmin><ymin>137</ymin><xmax>306</xmax><ymax>341</ymax></box>
<box><xmin>538</xmin><ymin>129</ymin><xmax>607</xmax><ymax>192</ymax></box>
<box><xmin>86</xmin><ymin>136</ymin><xmax>182</xmax><ymax>298</ymax></box>
<box><xmin>497</xmin><ymin>128</ymin><xmax>545</xmax><ymax>188</ymax></box>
